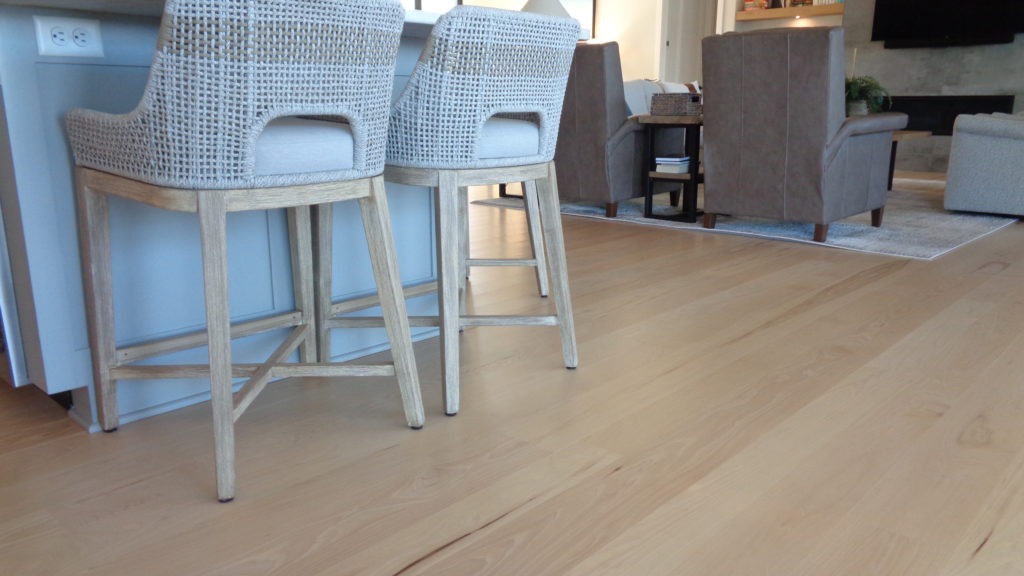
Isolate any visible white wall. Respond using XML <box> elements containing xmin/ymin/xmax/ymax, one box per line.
<box><xmin>661</xmin><ymin>0</ymin><xmax>719</xmax><ymax>82</ymax></box>
<box><xmin>459</xmin><ymin>0</ymin><xmax>668</xmax><ymax>81</ymax></box>
<box><xmin>596</xmin><ymin>0</ymin><xmax>663</xmax><ymax>80</ymax></box>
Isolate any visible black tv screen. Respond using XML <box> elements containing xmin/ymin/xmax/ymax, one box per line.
<box><xmin>872</xmin><ymin>0</ymin><xmax>1021</xmax><ymax>48</ymax></box>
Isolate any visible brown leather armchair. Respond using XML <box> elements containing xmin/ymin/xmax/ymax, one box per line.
<box><xmin>701</xmin><ymin>27</ymin><xmax>908</xmax><ymax>242</ymax></box>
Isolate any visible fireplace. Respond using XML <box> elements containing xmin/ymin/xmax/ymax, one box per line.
<box><xmin>888</xmin><ymin>95</ymin><xmax>1015</xmax><ymax>135</ymax></box>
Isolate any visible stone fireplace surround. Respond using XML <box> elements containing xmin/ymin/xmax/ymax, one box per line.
<box><xmin>843</xmin><ymin>0</ymin><xmax>1024</xmax><ymax>173</ymax></box>
<box><xmin>890</xmin><ymin>95</ymin><xmax>1015</xmax><ymax>136</ymax></box>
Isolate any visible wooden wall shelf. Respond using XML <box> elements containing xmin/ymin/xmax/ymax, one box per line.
<box><xmin>735</xmin><ymin>4</ymin><xmax>844</xmax><ymax>21</ymax></box>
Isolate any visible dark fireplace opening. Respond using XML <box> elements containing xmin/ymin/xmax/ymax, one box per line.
<box><xmin>888</xmin><ymin>95</ymin><xmax>1015</xmax><ymax>135</ymax></box>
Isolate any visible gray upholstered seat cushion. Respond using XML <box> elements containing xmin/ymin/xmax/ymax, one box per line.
<box><xmin>254</xmin><ymin>117</ymin><xmax>355</xmax><ymax>176</ymax></box>
<box><xmin>253</xmin><ymin>113</ymin><xmax>542</xmax><ymax>175</ymax></box>
<box><xmin>478</xmin><ymin>117</ymin><xmax>541</xmax><ymax>160</ymax></box>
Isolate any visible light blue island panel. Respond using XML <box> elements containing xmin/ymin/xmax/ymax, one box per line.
<box><xmin>0</xmin><ymin>6</ymin><xmax>439</xmax><ymax>429</ymax></box>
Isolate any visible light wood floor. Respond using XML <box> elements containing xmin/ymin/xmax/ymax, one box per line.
<box><xmin>5</xmin><ymin>176</ymin><xmax>1024</xmax><ymax>575</ymax></box>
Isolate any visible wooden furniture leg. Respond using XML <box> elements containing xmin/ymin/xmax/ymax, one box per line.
<box><xmin>523</xmin><ymin>181</ymin><xmax>549</xmax><ymax>298</ymax></box>
<box><xmin>75</xmin><ymin>171</ymin><xmax>119</xmax><ymax>432</ymax></box>
<box><xmin>287</xmin><ymin>205</ymin><xmax>317</xmax><ymax>363</ymax></box>
<box><xmin>872</xmin><ymin>207</ymin><xmax>884</xmax><ymax>228</ymax></box>
<box><xmin>359</xmin><ymin>177</ymin><xmax>425</xmax><ymax>429</ymax></box>
<box><xmin>197</xmin><ymin>192</ymin><xmax>236</xmax><ymax>503</ymax></box>
<box><xmin>459</xmin><ymin>185</ymin><xmax>470</xmax><ymax>314</ymax></box>
<box><xmin>537</xmin><ymin>162</ymin><xmax>578</xmax><ymax>369</ymax></box>
<box><xmin>437</xmin><ymin>173</ymin><xmax>462</xmax><ymax>415</ymax></box>
<box><xmin>702</xmin><ymin>213</ymin><xmax>717</xmax><ymax>229</ymax></box>
<box><xmin>813</xmin><ymin>224</ymin><xmax>829</xmax><ymax>243</ymax></box>
<box><xmin>313</xmin><ymin>203</ymin><xmax>334</xmax><ymax>363</ymax></box>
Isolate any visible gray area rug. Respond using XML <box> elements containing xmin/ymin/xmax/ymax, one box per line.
<box><xmin>476</xmin><ymin>181</ymin><xmax>1017</xmax><ymax>260</ymax></box>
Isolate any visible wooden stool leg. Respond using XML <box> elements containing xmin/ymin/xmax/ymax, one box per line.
<box><xmin>287</xmin><ymin>206</ymin><xmax>317</xmax><ymax>363</ymax></box>
<box><xmin>313</xmin><ymin>203</ymin><xmax>334</xmax><ymax>363</ymax></box>
<box><xmin>437</xmin><ymin>173</ymin><xmax>462</xmax><ymax>415</ymax></box>
<box><xmin>536</xmin><ymin>163</ymin><xmax>578</xmax><ymax>369</ymax></box>
<box><xmin>523</xmin><ymin>181</ymin><xmax>549</xmax><ymax>298</ymax></box>
<box><xmin>458</xmin><ymin>185</ymin><xmax>470</xmax><ymax>315</ymax></box>
<box><xmin>360</xmin><ymin>177</ymin><xmax>424</xmax><ymax>429</ymax></box>
<box><xmin>197</xmin><ymin>193</ymin><xmax>236</xmax><ymax>503</ymax></box>
<box><xmin>75</xmin><ymin>170</ymin><xmax>119</xmax><ymax>432</ymax></box>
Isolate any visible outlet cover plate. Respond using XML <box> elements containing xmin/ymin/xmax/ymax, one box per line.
<box><xmin>34</xmin><ymin>16</ymin><xmax>104</xmax><ymax>58</ymax></box>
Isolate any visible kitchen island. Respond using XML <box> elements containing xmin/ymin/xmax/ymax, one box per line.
<box><xmin>0</xmin><ymin>1</ymin><xmax>441</xmax><ymax>429</ymax></box>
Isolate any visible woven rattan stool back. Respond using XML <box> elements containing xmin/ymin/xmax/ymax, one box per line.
<box><xmin>67</xmin><ymin>0</ymin><xmax>403</xmax><ymax>189</ymax></box>
<box><xmin>387</xmin><ymin>5</ymin><xmax>579</xmax><ymax>169</ymax></box>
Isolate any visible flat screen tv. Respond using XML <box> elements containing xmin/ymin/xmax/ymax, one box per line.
<box><xmin>871</xmin><ymin>0</ymin><xmax>1021</xmax><ymax>48</ymax></box>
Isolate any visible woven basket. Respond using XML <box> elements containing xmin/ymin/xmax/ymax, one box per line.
<box><xmin>650</xmin><ymin>92</ymin><xmax>702</xmax><ymax>116</ymax></box>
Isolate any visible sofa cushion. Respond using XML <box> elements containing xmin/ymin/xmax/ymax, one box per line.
<box><xmin>660</xmin><ymin>80</ymin><xmax>701</xmax><ymax>94</ymax></box>
<box><xmin>623</xmin><ymin>79</ymin><xmax>661</xmax><ymax>115</ymax></box>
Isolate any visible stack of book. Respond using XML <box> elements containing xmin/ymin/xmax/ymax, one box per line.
<box><xmin>655</xmin><ymin>156</ymin><xmax>690</xmax><ymax>174</ymax></box>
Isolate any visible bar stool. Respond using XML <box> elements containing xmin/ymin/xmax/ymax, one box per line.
<box><xmin>67</xmin><ymin>0</ymin><xmax>422</xmax><ymax>502</ymax></box>
<box><xmin>320</xmin><ymin>6</ymin><xmax>580</xmax><ymax>417</ymax></box>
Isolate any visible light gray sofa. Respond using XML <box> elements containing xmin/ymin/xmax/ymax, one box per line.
<box><xmin>944</xmin><ymin>112</ymin><xmax>1024</xmax><ymax>216</ymax></box>
<box><xmin>700</xmin><ymin>26</ymin><xmax>908</xmax><ymax>242</ymax></box>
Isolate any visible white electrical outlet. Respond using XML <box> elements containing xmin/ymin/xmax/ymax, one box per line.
<box><xmin>34</xmin><ymin>16</ymin><xmax>104</xmax><ymax>58</ymax></box>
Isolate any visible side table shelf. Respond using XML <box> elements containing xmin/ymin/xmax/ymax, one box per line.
<box><xmin>647</xmin><ymin>171</ymin><xmax>702</xmax><ymax>181</ymax></box>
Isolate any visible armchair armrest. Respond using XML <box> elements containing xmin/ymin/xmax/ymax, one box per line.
<box><xmin>604</xmin><ymin>116</ymin><xmax>645</xmax><ymax>202</ymax></box>
<box><xmin>825</xmin><ymin>112</ymin><xmax>908</xmax><ymax>166</ymax></box>
<box><xmin>610</xmin><ymin>115</ymin><xmax>643</xmax><ymax>144</ymax></box>
<box><xmin>834</xmin><ymin>112</ymin><xmax>908</xmax><ymax>141</ymax></box>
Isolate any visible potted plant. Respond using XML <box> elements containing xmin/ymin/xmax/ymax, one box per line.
<box><xmin>845</xmin><ymin>75</ymin><xmax>891</xmax><ymax>116</ymax></box>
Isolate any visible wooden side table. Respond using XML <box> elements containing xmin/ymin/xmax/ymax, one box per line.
<box><xmin>638</xmin><ymin>114</ymin><xmax>703</xmax><ymax>222</ymax></box>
